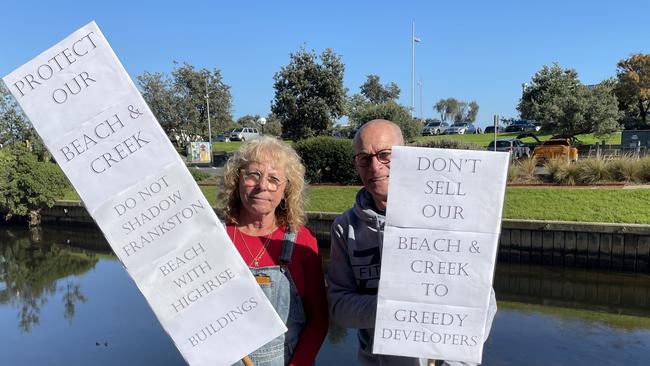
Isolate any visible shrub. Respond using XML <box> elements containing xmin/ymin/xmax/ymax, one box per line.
<box><xmin>0</xmin><ymin>143</ymin><xmax>70</xmax><ymax>225</ymax></box>
<box><xmin>189</xmin><ymin>167</ymin><xmax>211</xmax><ymax>182</ymax></box>
<box><xmin>546</xmin><ymin>159</ymin><xmax>578</xmax><ymax>185</ymax></box>
<box><xmin>510</xmin><ymin>158</ymin><xmax>540</xmax><ymax>184</ymax></box>
<box><xmin>608</xmin><ymin>156</ymin><xmax>642</xmax><ymax>183</ymax></box>
<box><xmin>507</xmin><ymin>163</ymin><xmax>517</xmax><ymax>183</ymax></box>
<box><xmin>294</xmin><ymin>137</ymin><xmax>359</xmax><ymax>184</ymax></box>
<box><xmin>575</xmin><ymin>158</ymin><xmax>611</xmax><ymax>183</ymax></box>
<box><xmin>637</xmin><ymin>157</ymin><xmax>650</xmax><ymax>183</ymax></box>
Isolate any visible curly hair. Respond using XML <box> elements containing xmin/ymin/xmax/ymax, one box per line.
<box><xmin>220</xmin><ymin>136</ymin><xmax>307</xmax><ymax>231</ymax></box>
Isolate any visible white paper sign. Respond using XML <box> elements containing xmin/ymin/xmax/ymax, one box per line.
<box><xmin>373</xmin><ymin>146</ymin><xmax>509</xmax><ymax>364</ymax></box>
<box><xmin>3</xmin><ymin>21</ymin><xmax>286</xmax><ymax>366</ymax></box>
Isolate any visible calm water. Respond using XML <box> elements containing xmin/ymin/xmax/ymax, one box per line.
<box><xmin>1</xmin><ymin>224</ymin><xmax>650</xmax><ymax>366</ymax></box>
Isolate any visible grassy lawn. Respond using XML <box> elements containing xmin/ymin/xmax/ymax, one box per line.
<box><xmin>306</xmin><ymin>185</ymin><xmax>362</xmax><ymax>213</ymax></box>
<box><xmin>212</xmin><ymin>141</ymin><xmax>242</xmax><ymax>153</ymax></box>
<box><xmin>415</xmin><ymin>131</ymin><xmax>621</xmax><ymax>148</ymax></box>
<box><xmin>200</xmin><ymin>185</ymin><xmax>218</xmax><ymax>206</ymax></box>
<box><xmin>61</xmin><ymin>181</ymin><xmax>650</xmax><ymax>224</ymax></box>
<box><xmin>503</xmin><ymin>187</ymin><xmax>650</xmax><ymax>224</ymax></box>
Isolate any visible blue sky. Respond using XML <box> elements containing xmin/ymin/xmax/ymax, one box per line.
<box><xmin>1</xmin><ymin>0</ymin><xmax>648</xmax><ymax>128</ymax></box>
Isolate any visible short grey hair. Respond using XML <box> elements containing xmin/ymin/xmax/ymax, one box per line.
<box><xmin>353</xmin><ymin>119</ymin><xmax>404</xmax><ymax>151</ymax></box>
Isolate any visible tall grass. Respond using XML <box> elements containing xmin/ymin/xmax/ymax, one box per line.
<box><xmin>608</xmin><ymin>155</ymin><xmax>642</xmax><ymax>182</ymax></box>
<box><xmin>504</xmin><ymin>155</ymin><xmax>650</xmax><ymax>185</ymax></box>
<box><xmin>575</xmin><ymin>158</ymin><xmax>610</xmax><ymax>183</ymax></box>
<box><xmin>510</xmin><ymin>158</ymin><xmax>540</xmax><ymax>184</ymax></box>
<box><xmin>638</xmin><ymin>156</ymin><xmax>650</xmax><ymax>182</ymax></box>
<box><xmin>545</xmin><ymin>159</ymin><xmax>578</xmax><ymax>185</ymax></box>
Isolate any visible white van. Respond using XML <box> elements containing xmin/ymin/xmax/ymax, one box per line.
<box><xmin>229</xmin><ymin>127</ymin><xmax>260</xmax><ymax>141</ymax></box>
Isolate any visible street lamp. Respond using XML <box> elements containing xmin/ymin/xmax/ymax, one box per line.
<box><xmin>258</xmin><ymin>117</ymin><xmax>267</xmax><ymax>135</ymax></box>
<box><xmin>411</xmin><ymin>21</ymin><xmax>421</xmax><ymax>118</ymax></box>
<box><xmin>205</xmin><ymin>73</ymin><xmax>212</xmax><ymax>148</ymax></box>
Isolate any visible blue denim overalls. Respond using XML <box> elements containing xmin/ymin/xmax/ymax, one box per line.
<box><xmin>234</xmin><ymin>230</ymin><xmax>306</xmax><ymax>366</ymax></box>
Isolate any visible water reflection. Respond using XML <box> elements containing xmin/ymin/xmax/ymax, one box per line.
<box><xmin>494</xmin><ymin>263</ymin><xmax>650</xmax><ymax>318</ymax></box>
<box><xmin>0</xmin><ymin>224</ymin><xmax>649</xmax><ymax>365</ymax></box>
<box><xmin>0</xmin><ymin>226</ymin><xmax>97</xmax><ymax>332</ymax></box>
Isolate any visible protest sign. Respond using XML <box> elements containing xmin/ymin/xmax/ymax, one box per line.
<box><xmin>2</xmin><ymin>21</ymin><xmax>286</xmax><ymax>366</ymax></box>
<box><xmin>373</xmin><ymin>146</ymin><xmax>509</xmax><ymax>363</ymax></box>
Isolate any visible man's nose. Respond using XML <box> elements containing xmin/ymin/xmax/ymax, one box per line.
<box><xmin>369</xmin><ymin>155</ymin><xmax>385</xmax><ymax>170</ymax></box>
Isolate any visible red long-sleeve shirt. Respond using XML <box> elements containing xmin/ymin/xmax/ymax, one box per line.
<box><xmin>226</xmin><ymin>224</ymin><xmax>329</xmax><ymax>366</ymax></box>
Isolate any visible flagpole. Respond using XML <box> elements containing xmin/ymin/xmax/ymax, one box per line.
<box><xmin>411</xmin><ymin>22</ymin><xmax>421</xmax><ymax>118</ymax></box>
<box><xmin>411</xmin><ymin>21</ymin><xmax>415</xmax><ymax>118</ymax></box>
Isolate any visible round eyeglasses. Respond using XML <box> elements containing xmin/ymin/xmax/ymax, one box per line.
<box><xmin>353</xmin><ymin>149</ymin><xmax>392</xmax><ymax>167</ymax></box>
<box><xmin>241</xmin><ymin>170</ymin><xmax>286</xmax><ymax>191</ymax></box>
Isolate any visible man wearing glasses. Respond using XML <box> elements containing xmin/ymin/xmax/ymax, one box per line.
<box><xmin>327</xmin><ymin>119</ymin><xmax>495</xmax><ymax>366</ymax></box>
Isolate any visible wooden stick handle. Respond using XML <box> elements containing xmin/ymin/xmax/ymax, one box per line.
<box><xmin>242</xmin><ymin>356</ymin><xmax>254</xmax><ymax>366</ymax></box>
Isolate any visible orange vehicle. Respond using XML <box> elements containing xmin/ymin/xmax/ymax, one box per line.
<box><xmin>532</xmin><ymin>135</ymin><xmax>578</xmax><ymax>164</ymax></box>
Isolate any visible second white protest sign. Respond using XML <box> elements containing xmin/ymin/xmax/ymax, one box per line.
<box><xmin>373</xmin><ymin>146</ymin><xmax>508</xmax><ymax>363</ymax></box>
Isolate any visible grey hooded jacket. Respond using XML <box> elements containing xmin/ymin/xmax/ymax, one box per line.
<box><xmin>328</xmin><ymin>188</ymin><xmax>496</xmax><ymax>366</ymax></box>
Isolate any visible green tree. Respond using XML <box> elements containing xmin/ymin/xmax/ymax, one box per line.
<box><xmin>0</xmin><ymin>85</ymin><xmax>47</xmax><ymax>159</ymax></box>
<box><xmin>466</xmin><ymin>101</ymin><xmax>480</xmax><ymax>122</ymax></box>
<box><xmin>137</xmin><ymin>62</ymin><xmax>233</xmax><ymax>148</ymax></box>
<box><xmin>345</xmin><ymin>93</ymin><xmax>371</xmax><ymax>128</ymax></box>
<box><xmin>0</xmin><ymin>143</ymin><xmax>69</xmax><ymax>225</ymax></box>
<box><xmin>135</xmin><ymin>71</ymin><xmax>176</xmax><ymax>133</ymax></box>
<box><xmin>360</xmin><ymin>74</ymin><xmax>400</xmax><ymax>104</ymax></box>
<box><xmin>235</xmin><ymin>114</ymin><xmax>260</xmax><ymax>128</ymax></box>
<box><xmin>0</xmin><ymin>148</ymin><xmax>13</xmax><ymax>204</ymax></box>
<box><xmin>586</xmin><ymin>81</ymin><xmax>622</xmax><ymax>136</ymax></box>
<box><xmin>0</xmin><ymin>85</ymin><xmax>29</xmax><ymax>147</ymax></box>
<box><xmin>272</xmin><ymin>48</ymin><xmax>346</xmax><ymax>139</ymax></box>
<box><xmin>352</xmin><ymin>100</ymin><xmax>421</xmax><ymax>142</ymax></box>
<box><xmin>518</xmin><ymin>63</ymin><xmax>620</xmax><ymax>135</ymax></box>
<box><xmin>234</xmin><ymin>114</ymin><xmax>283</xmax><ymax>136</ymax></box>
<box><xmin>262</xmin><ymin>114</ymin><xmax>283</xmax><ymax>137</ymax></box>
<box><xmin>434</xmin><ymin>98</ymin><xmax>456</xmax><ymax>122</ymax></box>
<box><xmin>234</xmin><ymin>114</ymin><xmax>282</xmax><ymax>137</ymax></box>
<box><xmin>347</xmin><ymin>75</ymin><xmax>403</xmax><ymax>128</ymax></box>
<box><xmin>615</xmin><ymin>54</ymin><xmax>650</xmax><ymax>127</ymax></box>
<box><xmin>434</xmin><ymin>98</ymin><xmax>479</xmax><ymax>123</ymax></box>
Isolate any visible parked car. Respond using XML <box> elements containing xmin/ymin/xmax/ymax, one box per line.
<box><xmin>505</xmin><ymin>120</ymin><xmax>537</xmax><ymax>133</ymax></box>
<box><xmin>487</xmin><ymin>138</ymin><xmax>531</xmax><ymax>159</ymax></box>
<box><xmin>421</xmin><ymin>121</ymin><xmax>449</xmax><ymax>136</ymax></box>
<box><xmin>229</xmin><ymin>127</ymin><xmax>260</xmax><ymax>141</ymax></box>
<box><xmin>484</xmin><ymin>125</ymin><xmax>505</xmax><ymax>134</ymax></box>
<box><xmin>532</xmin><ymin>136</ymin><xmax>579</xmax><ymax>164</ymax></box>
<box><xmin>213</xmin><ymin>134</ymin><xmax>230</xmax><ymax>142</ymax></box>
<box><xmin>446</xmin><ymin>122</ymin><xmax>480</xmax><ymax>134</ymax></box>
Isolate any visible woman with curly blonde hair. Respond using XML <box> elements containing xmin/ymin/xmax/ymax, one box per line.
<box><xmin>221</xmin><ymin>136</ymin><xmax>328</xmax><ymax>366</ymax></box>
